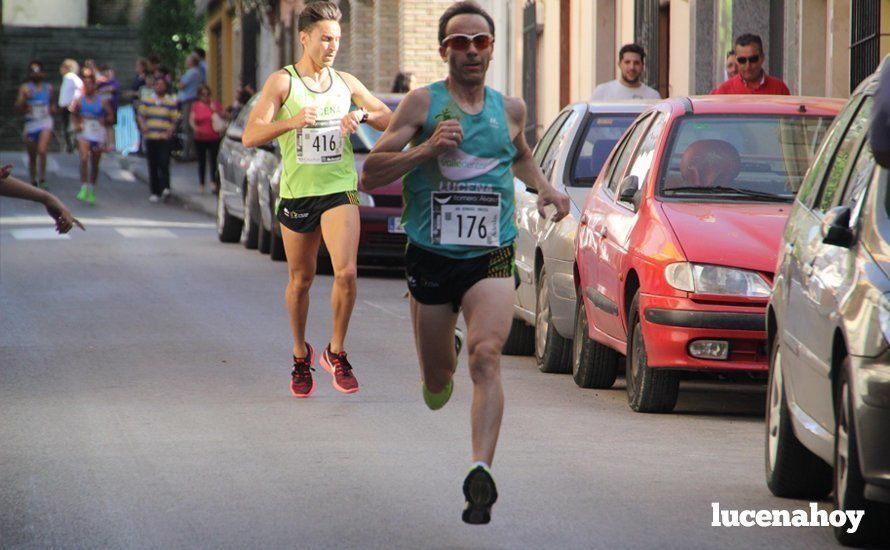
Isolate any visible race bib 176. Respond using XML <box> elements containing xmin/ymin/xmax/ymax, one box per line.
<box><xmin>431</xmin><ymin>191</ymin><xmax>500</xmax><ymax>247</ymax></box>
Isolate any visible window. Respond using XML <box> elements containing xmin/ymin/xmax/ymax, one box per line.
<box><xmin>540</xmin><ymin>111</ymin><xmax>580</xmax><ymax>180</ymax></box>
<box><xmin>232</xmin><ymin>94</ymin><xmax>260</xmax><ymax>131</ymax></box>
<box><xmin>623</xmin><ymin>113</ymin><xmax>667</xmax><ymax>190</ymax></box>
<box><xmin>797</xmin><ymin>96</ymin><xmax>863</xmax><ymax>207</ymax></box>
<box><xmin>606</xmin><ymin>114</ymin><xmax>653</xmax><ymax>193</ymax></box>
<box><xmin>568</xmin><ymin>114</ymin><xmax>637</xmax><ymax>187</ymax></box>
<box><xmin>533</xmin><ymin>111</ymin><xmax>571</xmax><ymax>167</ymax></box>
<box><xmin>841</xmin><ymin>141</ymin><xmax>876</xmax><ymax>225</ymax></box>
<box><xmin>815</xmin><ymin>97</ymin><xmax>873</xmax><ymax>213</ymax></box>
<box><xmin>658</xmin><ymin>114</ymin><xmax>835</xmax><ymax>201</ymax></box>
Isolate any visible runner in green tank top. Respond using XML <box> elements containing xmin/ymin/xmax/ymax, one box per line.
<box><xmin>242</xmin><ymin>1</ymin><xmax>392</xmax><ymax>398</ymax></box>
<box><xmin>363</xmin><ymin>1</ymin><xmax>569</xmax><ymax>525</ymax></box>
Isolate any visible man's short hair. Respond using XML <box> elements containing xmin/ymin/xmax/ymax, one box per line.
<box><xmin>298</xmin><ymin>1</ymin><xmax>342</xmax><ymax>33</ymax></box>
<box><xmin>193</xmin><ymin>47</ymin><xmax>206</xmax><ymax>59</ymax></box>
<box><xmin>619</xmin><ymin>43</ymin><xmax>646</xmax><ymax>62</ymax></box>
<box><xmin>735</xmin><ymin>33</ymin><xmax>763</xmax><ymax>52</ymax></box>
<box><xmin>438</xmin><ymin>1</ymin><xmax>495</xmax><ymax>45</ymax></box>
<box><xmin>726</xmin><ymin>50</ymin><xmax>735</xmax><ymax>59</ymax></box>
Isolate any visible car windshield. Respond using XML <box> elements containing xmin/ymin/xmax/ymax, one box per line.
<box><xmin>659</xmin><ymin>115</ymin><xmax>834</xmax><ymax>201</ymax></box>
<box><xmin>571</xmin><ymin>115</ymin><xmax>637</xmax><ymax>186</ymax></box>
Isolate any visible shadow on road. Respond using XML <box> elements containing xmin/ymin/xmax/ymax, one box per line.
<box><xmin>602</xmin><ymin>378</ymin><xmax>767</xmax><ymax>419</ymax></box>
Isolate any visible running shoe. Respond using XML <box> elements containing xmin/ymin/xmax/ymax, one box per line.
<box><xmin>290</xmin><ymin>343</ymin><xmax>316</xmax><ymax>398</ymax></box>
<box><xmin>462</xmin><ymin>465</ymin><xmax>498</xmax><ymax>525</ymax></box>
<box><xmin>422</xmin><ymin>379</ymin><xmax>453</xmax><ymax>411</ymax></box>
<box><xmin>86</xmin><ymin>188</ymin><xmax>96</xmax><ymax>206</ymax></box>
<box><xmin>149</xmin><ymin>194</ymin><xmax>160</xmax><ymax>203</ymax></box>
<box><xmin>76</xmin><ymin>185</ymin><xmax>88</xmax><ymax>201</ymax></box>
<box><xmin>320</xmin><ymin>345</ymin><xmax>359</xmax><ymax>394</ymax></box>
<box><xmin>38</xmin><ymin>180</ymin><xmax>47</xmax><ymax>189</ymax></box>
<box><xmin>161</xmin><ymin>188</ymin><xmax>172</xmax><ymax>202</ymax></box>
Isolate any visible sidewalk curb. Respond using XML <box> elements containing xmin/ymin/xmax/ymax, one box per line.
<box><xmin>117</xmin><ymin>154</ymin><xmax>217</xmax><ymax>219</ymax></box>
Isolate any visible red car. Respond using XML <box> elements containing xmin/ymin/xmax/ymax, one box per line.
<box><xmin>573</xmin><ymin>96</ymin><xmax>843</xmax><ymax>413</ymax></box>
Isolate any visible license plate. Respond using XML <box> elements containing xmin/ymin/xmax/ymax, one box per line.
<box><xmin>388</xmin><ymin>216</ymin><xmax>405</xmax><ymax>234</ymax></box>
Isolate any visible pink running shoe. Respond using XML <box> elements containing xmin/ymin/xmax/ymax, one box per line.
<box><xmin>320</xmin><ymin>344</ymin><xmax>359</xmax><ymax>394</ymax></box>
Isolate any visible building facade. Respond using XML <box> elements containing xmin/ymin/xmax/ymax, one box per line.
<box><xmin>509</xmin><ymin>0</ymin><xmax>890</xmax><ymax>143</ymax></box>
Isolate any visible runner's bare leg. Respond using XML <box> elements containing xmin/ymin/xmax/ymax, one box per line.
<box><xmin>281</xmin><ymin>223</ymin><xmax>322</xmax><ymax>358</ymax></box>
<box><xmin>319</xmin><ymin>203</ymin><xmax>360</xmax><ymax>354</ymax></box>
<box><xmin>411</xmin><ymin>298</ymin><xmax>460</xmax><ymax>393</ymax></box>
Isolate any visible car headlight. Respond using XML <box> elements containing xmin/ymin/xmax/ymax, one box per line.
<box><xmin>357</xmin><ymin>191</ymin><xmax>375</xmax><ymax>207</ymax></box>
<box><xmin>664</xmin><ymin>262</ymin><xmax>771</xmax><ymax>298</ymax></box>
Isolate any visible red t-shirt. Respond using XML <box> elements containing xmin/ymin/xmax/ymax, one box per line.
<box><xmin>192</xmin><ymin>100</ymin><xmax>223</xmax><ymax>141</ymax></box>
<box><xmin>711</xmin><ymin>73</ymin><xmax>790</xmax><ymax>95</ymax></box>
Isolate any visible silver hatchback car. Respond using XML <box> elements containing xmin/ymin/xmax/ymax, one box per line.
<box><xmin>765</xmin><ymin>63</ymin><xmax>890</xmax><ymax>546</ymax></box>
<box><xmin>506</xmin><ymin>101</ymin><xmax>652</xmax><ymax>374</ymax></box>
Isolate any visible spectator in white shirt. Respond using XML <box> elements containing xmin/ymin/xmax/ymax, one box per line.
<box><xmin>58</xmin><ymin>59</ymin><xmax>83</xmax><ymax>152</ymax></box>
<box><xmin>591</xmin><ymin>43</ymin><xmax>662</xmax><ymax>101</ymax></box>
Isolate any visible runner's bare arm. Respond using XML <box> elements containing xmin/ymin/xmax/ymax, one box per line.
<box><xmin>505</xmin><ymin>97</ymin><xmax>570</xmax><ymax>222</ymax></box>
<box><xmin>101</xmin><ymin>99</ymin><xmax>114</xmax><ymax>125</ymax></box>
<box><xmin>242</xmin><ymin>71</ymin><xmax>316</xmax><ymax>148</ymax></box>
<box><xmin>15</xmin><ymin>85</ymin><xmax>28</xmax><ymax>112</ymax></box>
<box><xmin>71</xmin><ymin>100</ymin><xmax>83</xmax><ymax>130</ymax></box>
<box><xmin>361</xmin><ymin>89</ymin><xmax>432</xmax><ymax>189</ymax></box>
<box><xmin>339</xmin><ymin>72</ymin><xmax>392</xmax><ymax>131</ymax></box>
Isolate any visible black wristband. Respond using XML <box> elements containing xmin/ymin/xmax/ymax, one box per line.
<box><xmin>359</xmin><ymin>109</ymin><xmax>369</xmax><ymax>124</ymax></box>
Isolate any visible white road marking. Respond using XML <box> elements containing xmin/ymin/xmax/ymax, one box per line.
<box><xmin>115</xmin><ymin>228</ymin><xmax>177</xmax><ymax>239</ymax></box>
<box><xmin>10</xmin><ymin>228</ymin><xmax>70</xmax><ymax>240</ymax></box>
<box><xmin>361</xmin><ymin>299</ymin><xmax>407</xmax><ymax>320</ymax></box>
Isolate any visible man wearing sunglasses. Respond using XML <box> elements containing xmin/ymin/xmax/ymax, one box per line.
<box><xmin>242</xmin><ymin>1</ymin><xmax>392</xmax><ymax>398</ymax></box>
<box><xmin>362</xmin><ymin>0</ymin><xmax>570</xmax><ymax>526</ymax></box>
<box><xmin>712</xmin><ymin>33</ymin><xmax>789</xmax><ymax>95</ymax></box>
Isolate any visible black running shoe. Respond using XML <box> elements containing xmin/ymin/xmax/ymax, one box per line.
<box><xmin>462</xmin><ymin>466</ymin><xmax>498</xmax><ymax>525</ymax></box>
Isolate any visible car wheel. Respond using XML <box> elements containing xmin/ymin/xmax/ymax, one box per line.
<box><xmin>764</xmin><ymin>336</ymin><xmax>831</xmax><ymax>498</ymax></box>
<box><xmin>269</xmin><ymin>227</ymin><xmax>287</xmax><ymax>262</ymax></box>
<box><xmin>572</xmin><ymin>294</ymin><xmax>620</xmax><ymax>389</ymax></box>
<box><xmin>625</xmin><ymin>291</ymin><xmax>679</xmax><ymax>413</ymax></box>
<box><xmin>217</xmin><ymin>191</ymin><xmax>242</xmax><ymax>243</ymax></box>
<box><xmin>258</xmin><ymin>222</ymin><xmax>271</xmax><ymax>254</ymax></box>
<box><xmin>535</xmin><ymin>266</ymin><xmax>571</xmax><ymax>374</ymax></box>
<box><xmin>503</xmin><ymin>318</ymin><xmax>534</xmax><ymax>356</ymax></box>
<box><xmin>833</xmin><ymin>359</ymin><xmax>889</xmax><ymax>546</ymax></box>
<box><xmin>242</xmin><ymin>191</ymin><xmax>259</xmax><ymax>250</ymax></box>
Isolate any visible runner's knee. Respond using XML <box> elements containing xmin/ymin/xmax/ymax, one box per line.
<box><xmin>468</xmin><ymin>340</ymin><xmax>501</xmax><ymax>382</ymax></box>
<box><xmin>287</xmin><ymin>271</ymin><xmax>314</xmax><ymax>295</ymax></box>
<box><xmin>333</xmin><ymin>266</ymin><xmax>357</xmax><ymax>287</ymax></box>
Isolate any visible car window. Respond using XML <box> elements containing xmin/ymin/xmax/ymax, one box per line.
<box><xmin>606</xmin><ymin>114</ymin><xmax>653</xmax><ymax>193</ymax></box>
<box><xmin>658</xmin><ymin>114</ymin><xmax>834</xmax><ymax>201</ymax></box>
<box><xmin>533</xmin><ymin>110</ymin><xmax>571</xmax><ymax>167</ymax></box>
<box><xmin>841</xmin><ymin>140</ymin><xmax>876</xmax><ymax>225</ymax></box>
<box><xmin>231</xmin><ymin>94</ymin><xmax>260</xmax><ymax>131</ymax></box>
<box><xmin>568</xmin><ymin>114</ymin><xmax>637</xmax><ymax>187</ymax></box>
<box><xmin>540</xmin><ymin>110</ymin><xmax>580</xmax><ymax>180</ymax></box>
<box><xmin>815</xmin><ymin>97</ymin><xmax>873</xmax><ymax>213</ymax></box>
<box><xmin>623</xmin><ymin>112</ymin><xmax>668</xmax><ymax>191</ymax></box>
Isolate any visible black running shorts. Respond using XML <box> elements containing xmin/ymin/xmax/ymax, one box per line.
<box><xmin>277</xmin><ymin>191</ymin><xmax>359</xmax><ymax>233</ymax></box>
<box><xmin>405</xmin><ymin>243</ymin><xmax>515</xmax><ymax>312</ymax></box>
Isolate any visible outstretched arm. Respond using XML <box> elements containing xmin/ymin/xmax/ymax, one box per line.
<box><xmin>362</xmin><ymin>88</ymin><xmax>463</xmax><ymax>189</ymax></box>
<box><xmin>0</xmin><ymin>165</ymin><xmax>84</xmax><ymax>233</ymax></box>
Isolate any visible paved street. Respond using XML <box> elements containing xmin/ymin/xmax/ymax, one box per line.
<box><xmin>1</xmin><ymin>153</ymin><xmax>839</xmax><ymax>548</ymax></box>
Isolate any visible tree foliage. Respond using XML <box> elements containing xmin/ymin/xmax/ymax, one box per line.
<box><xmin>139</xmin><ymin>0</ymin><xmax>205</xmax><ymax>73</ymax></box>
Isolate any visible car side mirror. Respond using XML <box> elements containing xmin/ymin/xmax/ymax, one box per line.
<box><xmin>821</xmin><ymin>205</ymin><xmax>854</xmax><ymax>248</ymax></box>
<box><xmin>618</xmin><ymin>175</ymin><xmax>640</xmax><ymax>210</ymax></box>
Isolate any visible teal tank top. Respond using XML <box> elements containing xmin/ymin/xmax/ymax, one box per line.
<box><xmin>402</xmin><ymin>81</ymin><xmax>517</xmax><ymax>259</ymax></box>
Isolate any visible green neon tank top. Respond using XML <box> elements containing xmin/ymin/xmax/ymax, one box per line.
<box><xmin>275</xmin><ymin>66</ymin><xmax>356</xmax><ymax>199</ymax></box>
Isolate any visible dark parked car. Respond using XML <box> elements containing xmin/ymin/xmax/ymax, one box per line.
<box><xmin>765</xmin><ymin>65</ymin><xmax>890</xmax><ymax>547</ymax></box>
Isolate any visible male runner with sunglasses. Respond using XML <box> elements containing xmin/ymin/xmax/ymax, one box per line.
<box><xmin>362</xmin><ymin>0</ymin><xmax>570</xmax><ymax>525</ymax></box>
<box><xmin>242</xmin><ymin>1</ymin><xmax>391</xmax><ymax>397</ymax></box>
<box><xmin>712</xmin><ymin>33</ymin><xmax>789</xmax><ymax>95</ymax></box>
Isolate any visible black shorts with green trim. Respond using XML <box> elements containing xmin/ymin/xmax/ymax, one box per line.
<box><xmin>405</xmin><ymin>243</ymin><xmax>515</xmax><ymax>312</ymax></box>
<box><xmin>277</xmin><ymin>191</ymin><xmax>359</xmax><ymax>233</ymax></box>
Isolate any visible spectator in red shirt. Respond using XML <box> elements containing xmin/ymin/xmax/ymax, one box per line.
<box><xmin>712</xmin><ymin>34</ymin><xmax>790</xmax><ymax>95</ymax></box>
<box><xmin>189</xmin><ymin>84</ymin><xmax>226</xmax><ymax>193</ymax></box>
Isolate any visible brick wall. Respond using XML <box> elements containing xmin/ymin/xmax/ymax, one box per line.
<box><xmin>347</xmin><ymin>0</ymin><xmax>376</xmax><ymax>88</ymax></box>
<box><xmin>399</xmin><ymin>0</ymin><xmax>451</xmax><ymax>88</ymax></box>
<box><xmin>373</xmin><ymin>0</ymin><xmax>400</xmax><ymax>92</ymax></box>
<box><xmin>0</xmin><ymin>26</ymin><xmax>141</xmax><ymax>151</ymax></box>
